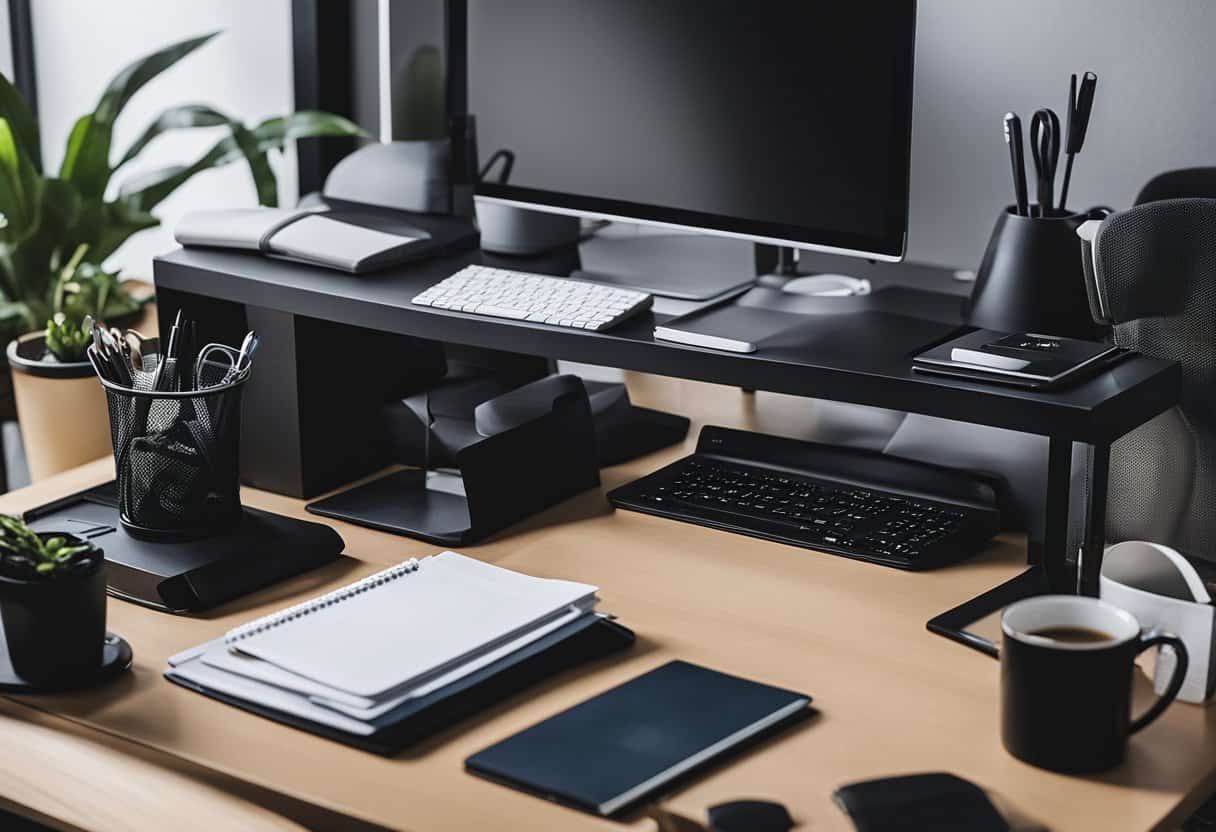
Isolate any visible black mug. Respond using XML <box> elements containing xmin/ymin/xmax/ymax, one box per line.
<box><xmin>1000</xmin><ymin>595</ymin><xmax>1188</xmax><ymax>774</ymax></box>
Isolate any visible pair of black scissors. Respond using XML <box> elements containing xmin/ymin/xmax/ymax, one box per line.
<box><xmin>1030</xmin><ymin>108</ymin><xmax>1061</xmax><ymax>216</ymax></box>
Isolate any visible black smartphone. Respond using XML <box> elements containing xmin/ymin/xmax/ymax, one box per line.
<box><xmin>832</xmin><ymin>773</ymin><xmax>1009</xmax><ymax>832</ymax></box>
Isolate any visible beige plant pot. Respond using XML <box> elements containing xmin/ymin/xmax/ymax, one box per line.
<box><xmin>7</xmin><ymin>332</ymin><xmax>112</xmax><ymax>482</ymax></box>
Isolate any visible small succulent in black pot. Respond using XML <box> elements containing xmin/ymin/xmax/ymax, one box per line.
<box><xmin>0</xmin><ymin>515</ymin><xmax>106</xmax><ymax>688</ymax></box>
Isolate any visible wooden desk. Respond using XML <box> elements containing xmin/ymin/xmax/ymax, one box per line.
<box><xmin>0</xmin><ymin>377</ymin><xmax>1213</xmax><ymax>832</ymax></box>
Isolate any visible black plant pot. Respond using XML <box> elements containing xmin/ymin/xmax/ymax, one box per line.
<box><xmin>0</xmin><ymin>535</ymin><xmax>106</xmax><ymax>688</ymax></box>
<box><xmin>965</xmin><ymin>206</ymin><xmax>1107</xmax><ymax>341</ymax></box>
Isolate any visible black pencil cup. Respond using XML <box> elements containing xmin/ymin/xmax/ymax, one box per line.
<box><xmin>966</xmin><ymin>206</ymin><xmax>1106</xmax><ymax>340</ymax></box>
<box><xmin>100</xmin><ymin>353</ymin><xmax>248</xmax><ymax>541</ymax></box>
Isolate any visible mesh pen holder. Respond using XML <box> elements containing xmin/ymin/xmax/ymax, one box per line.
<box><xmin>99</xmin><ymin>348</ymin><xmax>248</xmax><ymax>541</ymax></box>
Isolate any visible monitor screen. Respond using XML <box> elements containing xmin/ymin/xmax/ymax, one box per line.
<box><xmin>466</xmin><ymin>0</ymin><xmax>916</xmax><ymax>259</ymax></box>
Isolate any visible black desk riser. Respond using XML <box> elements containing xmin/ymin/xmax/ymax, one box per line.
<box><xmin>153</xmin><ymin>242</ymin><xmax>1181</xmax><ymax>653</ymax></box>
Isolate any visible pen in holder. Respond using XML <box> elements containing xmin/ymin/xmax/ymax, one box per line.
<box><xmin>965</xmin><ymin>206</ymin><xmax>1107</xmax><ymax>341</ymax></box>
<box><xmin>97</xmin><ymin>346</ymin><xmax>249</xmax><ymax>541</ymax></box>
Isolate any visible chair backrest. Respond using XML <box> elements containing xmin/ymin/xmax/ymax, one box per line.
<box><xmin>1135</xmin><ymin>167</ymin><xmax>1216</xmax><ymax>205</ymax></box>
<box><xmin>1082</xmin><ymin>198</ymin><xmax>1216</xmax><ymax>561</ymax></box>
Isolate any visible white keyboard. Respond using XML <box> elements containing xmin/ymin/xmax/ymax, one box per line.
<box><xmin>411</xmin><ymin>265</ymin><xmax>653</xmax><ymax>331</ymax></box>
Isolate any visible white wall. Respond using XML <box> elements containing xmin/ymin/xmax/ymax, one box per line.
<box><xmin>0</xmin><ymin>2</ymin><xmax>13</xmax><ymax>80</ymax></box>
<box><xmin>31</xmin><ymin>0</ymin><xmax>297</xmax><ymax>280</ymax></box>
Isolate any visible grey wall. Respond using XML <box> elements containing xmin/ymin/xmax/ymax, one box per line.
<box><xmin>911</xmin><ymin>0</ymin><xmax>1216</xmax><ymax>268</ymax></box>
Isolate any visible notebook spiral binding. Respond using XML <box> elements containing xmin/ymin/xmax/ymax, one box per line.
<box><xmin>224</xmin><ymin>558</ymin><xmax>421</xmax><ymax>645</ymax></box>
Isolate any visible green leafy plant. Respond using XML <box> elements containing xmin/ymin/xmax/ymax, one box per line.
<box><xmin>0</xmin><ymin>31</ymin><xmax>365</xmax><ymax>337</ymax></box>
<box><xmin>0</xmin><ymin>514</ymin><xmax>94</xmax><ymax>578</ymax></box>
<box><xmin>44</xmin><ymin>312</ymin><xmax>91</xmax><ymax>363</ymax></box>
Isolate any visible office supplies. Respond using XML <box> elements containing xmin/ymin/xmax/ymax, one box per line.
<box><xmin>154</xmin><ymin>309</ymin><xmax>183</xmax><ymax>392</ymax></box>
<box><xmin>1059</xmin><ymin>71</ymin><xmax>1098</xmax><ymax>211</ymax></box>
<box><xmin>167</xmin><ymin>610</ymin><xmax>634</xmax><ymax>755</ymax></box>
<box><xmin>25</xmin><ymin>481</ymin><xmax>344</xmax><ymax>613</ymax></box>
<box><xmin>1000</xmin><ymin>596</ymin><xmax>1188</xmax><ymax>773</ymax></box>
<box><xmin>965</xmin><ymin>206</ymin><xmax>1105</xmax><ymax>340</ymax></box>
<box><xmin>833</xmin><ymin>773</ymin><xmax>1009</xmax><ymax>832</ymax></box>
<box><xmin>466</xmin><ymin>660</ymin><xmax>810</xmax><ymax>817</ymax></box>
<box><xmin>218</xmin><ymin>550</ymin><xmax>598</xmax><ymax>698</ymax></box>
<box><xmin>10</xmin><ymin>420</ymin><xmax>1216</xmax><ymax>830</ymax></box>
<box><xmin>96</xmin><ymin>333</ymin><xmax>253</xmax><ymax>539</ymax></box>
<box><xmin>913</xmin><ymin>330</ymin><xmax>1125</xmax><ymax>390</ymax></box>
<box><xmin>308</xmin><ymin>374</ymin><xmax>601</xmax><ymax>545</ymax></box>
<box><xmin>175</xmin><ymin>208</ymin><xmax>435</xmax><ymax>274</ymax></box>
<box><xmin>1004</xmin><ymin>112</ymin><xmax>1029</xmax><ymax>216</ymax></box>
<box><xmin>1029</xmin><ymin>108</ymin><xmax>1060</xmax><ymax>215</ymax></box>
<box><xmin>412</xmin><ymin>266</ymin><xmax>653</xmax><ymax>332</ymax></box>
<box><xmin>609</xmin><ymin>426</ymin><xmax>999</xmax><ymax>570</ymax></box>
<box><xmin>165</xmin><ymin>551</ymin><xmax>634</xmax><ymax>753</ymax></box>
<box><xmin>1101</xmin><ymin>540</ymin><xmax>1216</xmax><ymax>704</ymax></box>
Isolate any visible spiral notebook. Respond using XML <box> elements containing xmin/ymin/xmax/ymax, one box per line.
<box><xmin>194</xmin><ymin>551</ymin><xmax>599</xmax><ymax>701</ymax></box>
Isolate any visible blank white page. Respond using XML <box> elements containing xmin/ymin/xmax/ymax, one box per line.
<box><xmin>229</xmin><ymin>552</ymin><xmax>597</xmax><ymax>698</ymax></box>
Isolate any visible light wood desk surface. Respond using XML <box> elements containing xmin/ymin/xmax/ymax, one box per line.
<box><xmin>0</xmin><ymin>375</ymin><xmax>1213</xmax><ymax>832</ymax></box>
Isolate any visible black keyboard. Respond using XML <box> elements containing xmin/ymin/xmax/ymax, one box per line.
<box><xmin>608</xmin><ymin>426</ymin><xmax>1001</xmax><ymax>570</ymax></box>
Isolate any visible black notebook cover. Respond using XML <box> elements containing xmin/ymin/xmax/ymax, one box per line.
<box><xmin>466</xmin><ymin>660</ymin><xmax>811</xmax><ymax>816</ymax></box>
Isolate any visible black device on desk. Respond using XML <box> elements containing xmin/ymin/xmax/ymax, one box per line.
<box><xmin>466</xmin><ymin>660</ymin><xmax>810</xmax><ymax>817</ymax></box>
<box><xmin>610</xmin><ymin>427</ymin><xmax>1000</xmax><ymax>570</ymax></box>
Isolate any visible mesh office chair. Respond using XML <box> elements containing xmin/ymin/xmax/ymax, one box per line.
<box><xmin>1078</xmin><ymin>198</ymin><xmax>1216</xmax><ymax>561</ymax></box>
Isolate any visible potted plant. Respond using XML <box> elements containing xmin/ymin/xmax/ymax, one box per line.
<box><xmin>0</xmin><ymin>514</ymin><xmax>105</xmax><ymax>687</ymax></box>
<box><xmin>7</xmin><ymin>248</ymin><xmax>125</xmax><ymax>480</ymax></box>
<box><xmin>0</xmin><ymin>31</ymin><xmax>364</xmax><ymax>477</ymax></box>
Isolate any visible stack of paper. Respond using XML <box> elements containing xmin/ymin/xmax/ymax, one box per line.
<box><xmin>166</xmin><ymin>552</ymin><xmax>600</xmax><ymax>736</ymax></box>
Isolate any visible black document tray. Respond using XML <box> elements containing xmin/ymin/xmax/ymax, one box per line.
<box><xmin>166</xmin><ymin>615</ymin><xmax>635</xmax><ymax>756</ymax></box>
<box><xmin>25</xmin><ymin>483</ymin><xmax>344</xmax><ymax>613</ymax></box>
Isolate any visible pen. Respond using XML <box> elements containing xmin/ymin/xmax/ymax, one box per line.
<box><xmin>1059</xmin><ymin>71</ymin><xmax>1097</xmax><ymax>212</ymax></box>
<box><xmin>1003</xmin><ymin>113</ymin><xmax>1028</xmax><ymax>217</ymax></box>
<box><xmin>154</xmin><ymin>309</ymin><xmax>184</xmax><ymax>392</ymax></box>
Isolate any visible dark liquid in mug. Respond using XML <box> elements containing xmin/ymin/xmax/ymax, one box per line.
<box><xmin>1027</xmin><ymin>626</ymin><xmax>1114</xmax><ymax>644</ymax></box>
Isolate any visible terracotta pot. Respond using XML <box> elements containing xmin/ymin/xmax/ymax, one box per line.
<box><xmin>7</xmin><ymin>332</ymin><xmax>112</xmax><ymax>481</ymax></box>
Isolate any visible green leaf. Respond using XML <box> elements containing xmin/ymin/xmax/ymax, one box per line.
<box><xmin>0</xmin><ymin>72</ymin><xmax>41</xmax><ymax>172</ymax></box>
<box><xmin>89</xmin><ymin>201</ymin><xmax>159</xmax><ymax>264</ymax></box>
<box><xmin>116</xmin><ymin>103</ymin><xmax>231</xmax><ymax>169</ymax></box>
<box><xmin>35</xmin><ymin>561</ymin><xmax>55</xmax><ymax>574</ymax></box>
<box><xmin>94</xmin><ymin>32</ymin><xmax>219</xmax><ymax>127</ymax></box>
<box><xmin>228</xmin><ymin>123</ymin><xmax>276</xmax><ymax>207</ymax></box>
<box><xmin>0</xmin><ymin>119</ymin><xmax>29</xmax><ymax>231</ymax></box>
<box><xmin>61</xmin><ymin>32</ymin><xmax>220</xmax><ymax>199</ymax></box>
<box><xmin>58</xmin><ymin>114</ymin><xmax>111</xmax><ymax>198</ymax></box>
<box><xmin>114</xmin><ymin>110</ymin><xmax>365</xmax><ymax>215</ymax></box>
<box><xmin>253</xmin><ymin>111</ymin><xmax>367</xmax><ymax>151</ymax></box>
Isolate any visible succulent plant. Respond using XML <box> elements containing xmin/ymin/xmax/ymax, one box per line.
<box><xmin>45</xmin><ymin>312</ymin><xmax>93</xmax><ymax>363</ymax></box>
<box><xmin>0</xmin><ymin>514</ymin><xmax>95</xmax><ymax>579</ymax></box>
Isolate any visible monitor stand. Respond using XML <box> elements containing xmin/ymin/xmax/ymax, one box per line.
<box><xmin>571</xmin><ymin>226</ymin><xmax>757</xmax><ymax>301</ymax></box>
<box><xmin>755</xmin><ymin>246</ymin><xmax>873</xmax><ymax>302</ymax></box>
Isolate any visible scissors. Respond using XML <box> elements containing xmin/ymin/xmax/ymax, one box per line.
<box><xmin>1030</xmin><ymin>108</ymin><xmax>1061</xmax><ymax>216</ymax></box>
<box><xmin>119</xmin><ymin>329</ymin><xmax>153</xmax><ymax>371</ymax></box>
<box><xmin>194</xmin><ymin>343</ymin><xmax>242</xmax><ymax>389</ymax></box>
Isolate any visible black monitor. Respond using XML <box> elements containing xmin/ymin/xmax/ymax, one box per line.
<box><xmin>465</xmin><ymin>0</ymin><xmax>916</xmax><ymax>262</ymax></box>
